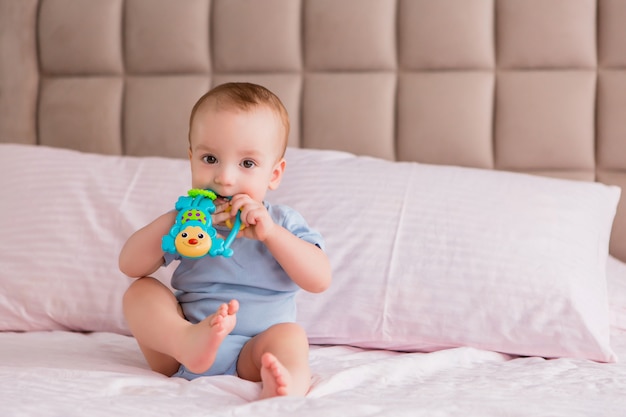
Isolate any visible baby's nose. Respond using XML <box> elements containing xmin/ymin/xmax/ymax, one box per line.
<box><xmin>215</xmin><ymin>166</ymin><xmax>235</xmax><ymax>185</ymax></box>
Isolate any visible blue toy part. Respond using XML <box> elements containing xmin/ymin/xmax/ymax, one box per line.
<box><xmin>223</xmin><ymin>211</ymin><xmax>242</xmax><ymax>249</ymax></box>
<box><xmin>161</xmin><ymin>189</ymin><xmax>240</xmax><ymax>259</ymax></box>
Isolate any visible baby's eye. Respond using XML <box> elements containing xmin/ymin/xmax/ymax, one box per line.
<box><xmin>241</xmin><ymin>159</ymin><xmax>256</xmax><ymax>169</ymax></box>
<box><xmin>202</xmin><ymin>155</ymin><xmax>217</xmax><ymax>164</ymax></box>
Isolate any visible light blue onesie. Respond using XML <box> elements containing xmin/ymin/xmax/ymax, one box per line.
<box><xmin>163</xmin><ymin>202</ymin><xmax>324</xmax><ymax>380</ymax></box>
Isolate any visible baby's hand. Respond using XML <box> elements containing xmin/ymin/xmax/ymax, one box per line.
<box><xmin>211</xmin><ymin>199</ymin><xmax>232</xmax><ymax>227</ymax></box>
<box><xmin>228</xmin><ymin>194</ymin><xmax>276</xmax><ymax>242</ymax></box>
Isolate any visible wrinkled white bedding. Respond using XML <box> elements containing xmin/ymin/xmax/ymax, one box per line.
<box><xmin>2</xmin><ymin>254</ymin><xmax>626</xmax><ymax>417</ymax></box>
<box><xmin>2</xmin><ymin>330</ymin><xmax>626</xmax><ymax>417</ymax></box>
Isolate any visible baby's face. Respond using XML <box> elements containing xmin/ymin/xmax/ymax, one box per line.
<box><xmin>188</xmin><ymin>105</ymin><xmax>285</xmax><ymax>203</ymax></box>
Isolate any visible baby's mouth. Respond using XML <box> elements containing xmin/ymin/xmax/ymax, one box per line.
<box><xmin>205</xmin><ymin>189</ymin><xmax>232</xmax><ymax>205</ymax></box>
<box><xmin>213</xmin><ymin>195</ymin><xmax>230</xmax><ymax>206</ymax></box>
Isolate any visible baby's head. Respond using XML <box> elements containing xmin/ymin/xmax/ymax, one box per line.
<box><xmin>187</xmin><ymin>83</ymin><xmax>290</xmax><ymax>200</ymax></box>
<box><xmin>188</xmin><ymin>82</ymin><xmax>289</xmax><ymax>160</ymax></box>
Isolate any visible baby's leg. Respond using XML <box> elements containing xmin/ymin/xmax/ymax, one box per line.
<box><xmin>180</xmin><ymin>299</ymin><xmax>239</xmax><ymax>374</ymax></box>
<box><xmin>236</xmin><ymin>323</ymin><xmax>311</xmax><ymax>399</ymax></box>
<box><xmin>123</xmin><ymin>277</ymin><xmax>238</xmax><ymax>375</ymax></box>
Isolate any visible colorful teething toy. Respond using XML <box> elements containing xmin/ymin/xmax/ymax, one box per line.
<box><xmin>161</xmin><ymin>189</ymin><xmax>242</xmax><ymax>259</ymax></box>
<box><xmin>225</xmin><ymin>206</ymin><xmax>246</xmax><ymax>231</ymax></box>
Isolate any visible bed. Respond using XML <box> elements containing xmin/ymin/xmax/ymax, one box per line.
<box><xmin>2</xmin><ymin>1</ymin><xmax>626</xmax><ymax>416</ymax></box>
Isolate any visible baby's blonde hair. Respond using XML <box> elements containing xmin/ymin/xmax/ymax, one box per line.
<box><xmin>188</xmin><ymin>82</ymin><xmax>290</xmax><ymax>157</ymax></box>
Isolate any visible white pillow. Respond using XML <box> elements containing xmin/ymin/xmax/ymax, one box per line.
<box><xmin>0</xmin><ymin>144</ymin><xmax>621</xmax><ymax>362</ymax></box>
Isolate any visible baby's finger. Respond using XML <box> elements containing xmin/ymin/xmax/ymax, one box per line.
<box><xmin>227</xmin><ymin>199</ymin><xmax>246</xmax><ymax>215</ymax></box>
<box><xmin>213</xmin><ymin>202</ymin><xmax>230</xmax><ymax>214</ymax></box>
<box><xmin>242</xmin><ymin>206</ymin><xmax>266</xmax><ymax>226</ymax></box>
<box><xmin>212</xmin><ymin>211</ymin><xmax>231</xmax><ymax>224</ymax></box>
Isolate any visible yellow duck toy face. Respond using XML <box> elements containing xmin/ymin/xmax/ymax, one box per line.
<box><xmin>174</xmin><ymin>225</ymin><xmax>212</xmax><ymax>258</ymax></box>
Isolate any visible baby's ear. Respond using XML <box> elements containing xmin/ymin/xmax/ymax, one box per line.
<box><xmin>268</xmin><ymin>158</ymin><xmax>286</xmax><ymax>190</ymax></box>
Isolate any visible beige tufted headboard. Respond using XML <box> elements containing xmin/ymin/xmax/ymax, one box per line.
<box><xmin>1</xmin><ymin>0</ymin><xmax>625</xmax><ymax>261</ymax></box>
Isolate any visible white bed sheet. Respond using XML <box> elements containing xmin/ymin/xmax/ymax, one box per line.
<box><xmin>2</xmin><ymin>330</ymin><xmax>626</xmax><ymax>417</ymax></box>
<box><xmin>2</xmin><ymin>255</ymin><xmax>626</xmax><ymax>417</ymax></box>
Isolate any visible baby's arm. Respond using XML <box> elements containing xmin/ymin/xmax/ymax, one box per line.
<box><xmin>119</xmin><ymin>211</ymin><xmax>177</xmax><ymax>278</ymax></box>
<box><xmin>264</xmin><ymin>226</ymin><xmax>332</xmax><ymax>293</ymax></box>
<box><xmin>229</xmin><ymin>195</ymin><xmax>332</xmax><ymax>293</ymax></box>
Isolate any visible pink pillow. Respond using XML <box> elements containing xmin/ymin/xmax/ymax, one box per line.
<box><xmin>0</xmin><ymin>144</ymin><xmax>188</xmax><ymax>334</ymax></box>
<box><xmin>270</xmin><ymin>148</ymin><xmax>620</xmax><ymax>362</ymax></box>
<box><xmin>608</xmin><ymin>256</ymin><xmax>626</xmax><ymax>331</ymax></box>
<box><xmin>0</xmin><ymin>144</ymin><xmax>621</xmax><ymax>362</ymax></box>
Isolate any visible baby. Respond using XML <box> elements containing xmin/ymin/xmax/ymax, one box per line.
<box><xmin>119</xmin><ymin>82</ymin><xmax>332</xmax><ymax>399</ymax></box>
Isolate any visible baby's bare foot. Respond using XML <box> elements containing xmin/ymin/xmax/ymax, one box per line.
<box><xmin>260</xmin><ymin>352</ymin><xmax>291</xmax><ymax>398</ymax></box>
<box><xmin>177</xmin><ymin>299</ymin><xmax>238</xmax><ymax>374</ymax></box>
